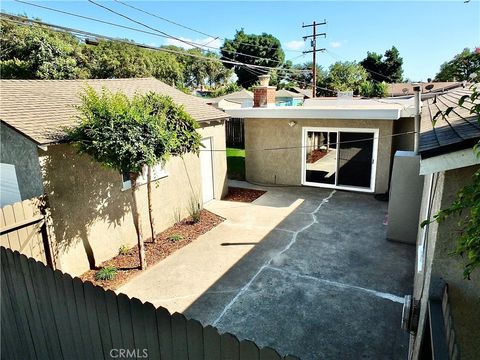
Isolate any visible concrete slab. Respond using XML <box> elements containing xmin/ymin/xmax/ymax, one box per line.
<box><xmin>118</xmin><ymin>185</ymin><xmax>415</xmax><ymax>360</ymax></box>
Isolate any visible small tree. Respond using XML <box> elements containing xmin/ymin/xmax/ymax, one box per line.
<box><xmin>140</xmin><ymin>93</ymin><xmax>201</xmax><ymax>242</ymax></box>
<box><xmin>68</xmin><ymin>86</ymin><xmax>169</xmax><ymax>270</ymax></box>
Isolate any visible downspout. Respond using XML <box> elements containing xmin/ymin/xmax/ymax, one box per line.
<box><xmin>413</xmin><ymin>84</ymin><xmax>421</xmax><ymax>154</ymax></box>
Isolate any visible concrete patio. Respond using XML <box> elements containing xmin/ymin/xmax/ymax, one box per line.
<box><xmin>118</xmin><ymin>183</ymin><xmax>415</xmax><ymax>360</ymax></box>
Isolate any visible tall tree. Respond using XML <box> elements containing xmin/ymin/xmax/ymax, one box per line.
<box><xmin>434</xmin><ymin>48</ymin><xmax>480</xmax><ymax>82</ymax></box>
<box><xmin>360</xmin><ymin>46</ymin><xmax>403</xmax><ymax>83</ymax></box>
<box><xmin>220</xmin><ymin>29</ymin><xmax>285</xmax><ymax>87</ymax></box>
<box><xmin>325</xmin><ymin>61</ymin><xmax>368</xmax><ymax>93</ymax></box>
<box><xmin>0</xmin><ymin>18</ymin><xmax>88</xmax><ymax>79</ymax></box>
<box><xmin>68</xmin><ymin>87</ymin><xmax>170</xmax><ymax>270</ymax></box>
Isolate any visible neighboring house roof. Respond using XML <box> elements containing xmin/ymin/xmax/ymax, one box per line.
<box><xmin>419</xmin><ymin>86</ymin><xmax>480</xmax><ymax>159</ymax></box>
<box><xmin>388</xmin><ymin>82</ymin><xmax>463</xmax><ymax>97</ymax></box>
<box><xmin>207</xmin><ymin>89</ymin><xmax>253</xmax><ymax>104</ymax></box>
<box><xmin>290</xmin><ymin>87</ymin><xmax>313</xmax><ymax>99</ymax></box>
<box><xmin>0</xmin><ymin>78</ymin><xmax>228</xmax><ymax>145</ymax></box>
<box><xmin>275</xmin><ymin>89</ymin><xmax>303</xmax><ymax>99</ymax></box>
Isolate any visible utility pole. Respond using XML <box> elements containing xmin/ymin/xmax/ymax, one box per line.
<box><xmin>303</xmin><ymin>20</ymin><xmax>326</xmax><ymax>98</ymax></box>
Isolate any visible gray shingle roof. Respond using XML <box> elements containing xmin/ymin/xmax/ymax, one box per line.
<box><xmin>419</xmin><ymin>86</ymin><xmax>480</xmax><ymax>158</ymax></box>
<box><xmin>0</xmin><ymin>78</ymin><xmax>228</xmax><ymax>145</ymax></box>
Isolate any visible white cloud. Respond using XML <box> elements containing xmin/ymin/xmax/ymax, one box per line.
<box><xmin>164</xmin><ymin>36</ymin><xmax>222</xmax><ymax>50</ymax></box>
<box><xmin>285</xmin><ymin>40</ymin><xmax>305</xmax><ymax>51</ymax></box>
<box><xmin>330</xmin><ymin>41</ymin><xmax>342</xmax><ymax>49</ymax></box>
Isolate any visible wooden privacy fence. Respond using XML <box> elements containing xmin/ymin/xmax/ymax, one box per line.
<box><xmin>0</xmin><ymin>197</ymin><xmax>53</xmax><ymax>268</ymax></box>
<box><xmin>1</xmin><ymin>247</ymin><xmax>300</xmax><ymax>360</ymax></box>
<box><xmin>226</xmin><ymin>118</ymin><xmax>245</xmax><ymax>149</ymax></box>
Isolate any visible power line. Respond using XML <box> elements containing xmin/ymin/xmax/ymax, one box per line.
<box><xmin>112</xmin><ymin>0</ymin><xmax>303</xmax><ymax>53</ymax></box>
<box><xmin>303</xmin><ymin>20</ymin><xmax>327</xmax><ymax>98</ymax></box>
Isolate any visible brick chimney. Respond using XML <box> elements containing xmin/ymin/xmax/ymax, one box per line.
<box><xmin>253</xmin><ymin>74</ymin><xmax>276</xmax><ymax>108</ymax></box>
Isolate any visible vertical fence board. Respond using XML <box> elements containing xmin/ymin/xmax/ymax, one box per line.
<box><xmin>259</xmin><ymin>347</ymin><xmax>282</xmax><ymax>360</ymax></box>
<box><xmin>83</xmin><ymin>282</ymin><xmax>106</xmax><ymax>359</ymax></box>
<box><xmin>0</xmin><ymin>208</ymin><xmax>10</xmax><ymax>248</ymax></box>
<box><xmin>156</xmin><ymin>306</ymin><xmax>173</xmax><ymax>360</ymax></box>
<box><xmin>171</xmin><ymin>313</ymin><xmax>189</xmax><ymax>360</ymax></box>
<box><xmin>142</xmin><ymin>302</ymin><xmax>161</xmax><ymax>360</ymax></box>
<box><xmin>94</xmin><ymin>287</ymin><xmax>114</xmax><ymax>358</ymax></box>
<box><xmin>221</xmin><ymin>332</ymin><xmax>240</xmax><ymax>360</ymax></box>
<box><xmin>17</xmin><ymin>254</ymin><xmax>50</xmax><ymax>360</ymax></box>
<box><xmin>4</xmin><ymin>250</ymin><xmax>37</xmax><ymax>359</ymax></box>
<box><xmin>131</xmin><ymin>298</ymin><xmax>149</xmax><ymax>353</ymax></box>
<box><xmin>1</xmin><ymin>257</ymin><xmax>21</xmax><ymax>360</ymax></box>
<box><xmin>28</xmin><ymin>257</ymin><xmax>63</xmax><ymax>359</ymax></box>
<box><xmin>204</xmin><ymin>325</ymin><xmax>222</xmax><ymax>360</ymax></box>
<box><xmin>12</xmin><ymin>201</ymin><xmax>31</xmax><ymax>257</ymax></box>
<box><xmin>3</xmin><ymin>205</ymin><xmax>21</xmax><ymax>250</ymax></box>
<box><xmin>105</xmin><ymin>290</ymin><xmax>123</xmax><ymax>354</ymax></box>
<box><xmin>117</xmin><ymin>293</ymin><xmax>136</xmax><ymax>353</ymax></box>
<box><xmin>22</xmin><ymin>199</ymin><xmax>45</xmax><ymax>263</ymax></box>
<box><xmin>186</xmin><ymin>318</ymin><xmax>204</xmax><ymax>359</ymax></box>
<box><xmin>72</xmin><ymin>277</ymin><xmax>96</xmax><ymax>360</ymax></box>
<box><xmin>240</xmin><ymin>340</ymin><xmax>260</xmax><ymax>360</ymax></box>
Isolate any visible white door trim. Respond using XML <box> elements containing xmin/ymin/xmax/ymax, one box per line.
<box><xmin>301</xmin><ymin>127</ymin><xmax>379</xmax><ymax>193</ymax></box>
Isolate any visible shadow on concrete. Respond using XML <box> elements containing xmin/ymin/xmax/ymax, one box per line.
<box><xmin>183</xmin><ymin>189</ymin><xmax>415</xmax><ymax>360</ymax></box>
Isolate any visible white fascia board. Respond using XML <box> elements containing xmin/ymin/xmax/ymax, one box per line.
<box><xmin>225</xmin><ymin>107</ymin><xmax>401</xmax><ymax>120</ymax></box>
<box><xmin>420</xmin><ymin>148</ymin><xmax>480</xmax><ymax>175</ymax></box>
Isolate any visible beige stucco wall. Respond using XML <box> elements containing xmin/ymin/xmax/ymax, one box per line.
<box><xmin>411</xmin><ymin>164</ymin><xmax>480</xmax><ymax>359</ymax></box>
<box><xmin>244</xmin><ymin>118</ymin><xmax>394</xmax><ymax>194</ymax></box>
<box><xmin>39</xmin><ymin>123</ymin><xmax>227</xmax><ymax>276</ymax></box>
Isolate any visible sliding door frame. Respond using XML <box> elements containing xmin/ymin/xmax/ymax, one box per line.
<box><xmin>301</xmin><ymin>127</ymin><xmax>379</xmax><ymax>193</ymax></box>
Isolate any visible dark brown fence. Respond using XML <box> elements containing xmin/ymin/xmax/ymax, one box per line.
<box><xmin>1</xmin><ymin>247</ymin><xmax>299</xmax><ymax>360</ymax></box>
<box><xmin>225</xmin><ymin>118</ymin><xmax>245</xmax><ymax>149</ymax></box>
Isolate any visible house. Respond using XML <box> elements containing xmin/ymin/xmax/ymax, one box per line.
<box><xmin>0</xmin><ymin>78</ymin><xmax>229</xmax><ymax>276</ymax></box>
<box><xmin>290</xmin><ymin>86</ymin><xmax>313</xmax><ymax>99</ymax></box>
<box><xmin>205</xmin><ymin>89</ymin><xmax>254</xmax><ymax>109</ymax></box>
<box><xmin>387</xmin><ymin>82</ymin><xmax>463</xmax><ymax>98</ymax></box>
<box><xmin>275</xmin><ymin>89</ymin><xmax>304</xmax><ymax>106</ymax></box>
<box><xmin>225</xmin><ymin>75</ymin><xmax>416</xmax><ymax>194</ymax></box>
<box><xmin>406</xmin><ymin>86</ymin><xmax>480</xmax><ymax>359</ymax></box>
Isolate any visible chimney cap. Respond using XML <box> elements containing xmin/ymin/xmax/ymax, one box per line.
<box><xmin>258</xmin><ymin>74</ymin><xmax>271</xmax><ymax>87</ymax></box>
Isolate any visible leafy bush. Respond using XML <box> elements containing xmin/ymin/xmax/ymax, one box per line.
<box><xmin>118</xmin><ymin>245</ymin><xmax>130</xmax><ymax>256</ymax></box>
<box><xmin>168</xmin><ymin>234</ymin><xmax>184</xmax><ymax>242</ymax></box>
<box><xmin>95</xmin><ymin>266</ymin><xmax>118</xmax><ymax>281</ymax></box>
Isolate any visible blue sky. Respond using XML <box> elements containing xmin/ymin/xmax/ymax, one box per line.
<box><xmin>2</xmin><ymin>1</ymin><xmax>479</xmax><ymax>81</ymax></box>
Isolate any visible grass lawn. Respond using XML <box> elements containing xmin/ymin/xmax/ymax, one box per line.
<box><xmin>226</xmin><ymin>148</ymin><xmax>245</xmax><ymax>180</ymax></box>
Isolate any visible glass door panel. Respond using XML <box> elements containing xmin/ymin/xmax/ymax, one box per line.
<box><xmin>305</xmin><ymin>131</ymin><xmax>337</xmax><ymax>185</ymax></box>
<box><xmin>337</xmin><ymin>132</ymin><xmax>374</xmax><ymax>188</ymax></box>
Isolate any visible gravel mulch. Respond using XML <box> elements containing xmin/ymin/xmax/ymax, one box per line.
<box><xmin>306</xmin><ymin>149</ymin><xmax>329</xmax><ymax>163</ymax></box>
<box><xmin>80</xmin><ymin>209</ymin><xmax>224</xmax><ymax>290</ymax></box>
<box><xmin>223</xmin><ymin>187</ymin><xmax>266</xmax><ymax>203</ymax></box>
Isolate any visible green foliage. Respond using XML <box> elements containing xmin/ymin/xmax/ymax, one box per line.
<box><xmin>95</xmin><ymin>266</ymin><xmax>118</xmax><ymax>281</ymax></box>
<box><xmin>360</xmin><ymin>81</ymin><xmax>388</xmax><ymax>98</ymax></box>
<box><xmin>360</xmin><ymin>46</ymin><xmax>404</xmax><ymax>83</ymax></box>
<box><xmin>187</xmin><ymin>194</ymin><xmax>201</xmax><ymax>223</ymax></box>
<box><xmin>221</xmin><ymin>29</ymin><xmax>285</xmax><ymax>87</ymax></box>
<box><xmin>118</xmin><ymin>244</ymin><xmax>130</xmax><ymax>256</ymax></box>
<box><xmin>168</xmin><ymin>234</ymin><xmax>184</xmax><ymax>242</ymax></box>
<box><xmin>325</xmin><ymin>61</ymin><xmax>368</xmax><ymax>93</ymax></box>
<box><xmin>0</xmin><ymin>18</ymin><xmax>88</xmax><ymax>79</ymax></box>
<box><xmin>434</xmin><ymin>48</ymin><xmax>480</xmax><ymax>82</ymax></box>
<box><xmin>210</xmin><ymin>83</ymin><xmax>241</xmax><ymax>98</ymax></box>
<box><xmin>423</xmin><ymin>83</ymin><xmax>480</xmax><ymax>279</ymax></box>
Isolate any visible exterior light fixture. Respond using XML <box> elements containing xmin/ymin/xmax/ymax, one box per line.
<box><xmin>288</xmin><ymin>121</ymin><xmax>297</xmax><ymax>127</ymax></box>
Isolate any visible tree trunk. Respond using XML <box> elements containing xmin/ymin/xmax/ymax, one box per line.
<box><xmin>147</xmin><ymin>166</ymin><xmax>156</xmax><ymax>243</ymax></box>
<box><xmin>130</xmin><ymin>172</ymin><xmax>147</xmax><ymax>270</ymax></box>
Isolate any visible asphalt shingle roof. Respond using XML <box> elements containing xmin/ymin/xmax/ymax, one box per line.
<box><xmin>420</xmin><ymin>86</ymin><xmax>480</xmax><ymax>158</ymax></box>
<box><xmin>0</xmin><ymin>78</ymin><xmax>228</xmax><ymax>145</ymax></box>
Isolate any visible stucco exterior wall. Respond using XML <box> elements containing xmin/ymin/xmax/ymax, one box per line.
<box><xmin>244</xmin><ymin>118</ymin><xmax>394</xmax><ymax>194</ymax></box>
<box><xmin>40</xmin><ymin>123</ymin><xmax>227</xmax><ymax>276</ymax></box>
<box><xmin>0</xmin><ymin>123</ymin><xmax>43</xmax><ymax>201</ymax></box>
<box><xmin>411</xmin><ymin>164</ymin><xmax>480</xmax><ymax>359</ymax></box>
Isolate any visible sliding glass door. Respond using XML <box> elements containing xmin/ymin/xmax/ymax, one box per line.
<box><xmin>302</xmin><ymin>128</ymin><xmax>378</xmax><ymax>192</ymax></box>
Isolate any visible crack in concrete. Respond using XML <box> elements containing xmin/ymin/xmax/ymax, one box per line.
<box><xmin>212</xmin><ymin>190</ymin><xmax>336</xmax><ymax>327</ymax></box>
<box><xmin>266</xmin><ymin>265</ymin><xmax>404</xmax><ymax>304</ymax></box>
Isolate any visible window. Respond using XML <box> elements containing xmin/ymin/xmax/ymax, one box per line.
<box><xmin>121</xmin><ymin>164</ymin><xmax>168</xmax><ymax>190</ymax></box>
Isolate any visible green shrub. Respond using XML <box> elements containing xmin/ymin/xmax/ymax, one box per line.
<box><xmin>168</xmin><ymin>234</ymin><xmax>184</xmax><ymax>242</ymax></box>
<box><xmin>188</xmin><ymin>194</ymin><xmax>201</xmax><ymax>223</ymax></box>
<box><xmin>95</xmin><ymin>266</ymin><xmax>118</xmax><ymax>281</ymax></box>
<box><xmin>118</xmin><ymin>244</ymin><xmax>130</xmax><ymax>256</ymax></box>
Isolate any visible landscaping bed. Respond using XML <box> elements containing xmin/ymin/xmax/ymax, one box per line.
<box><xmin>223</xmin><ymin>186</ymin><xmax>266</xmax><ymax>203</ymax></box>
<box><xmin>306</xmin><ymin>149</ymin><xmax>329</xmax><ymax>163</ymax></box>
<box><xmin>80</xmin><ymin>209</ymin><xmax>224</xmax><ymax>290</ymax></box>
